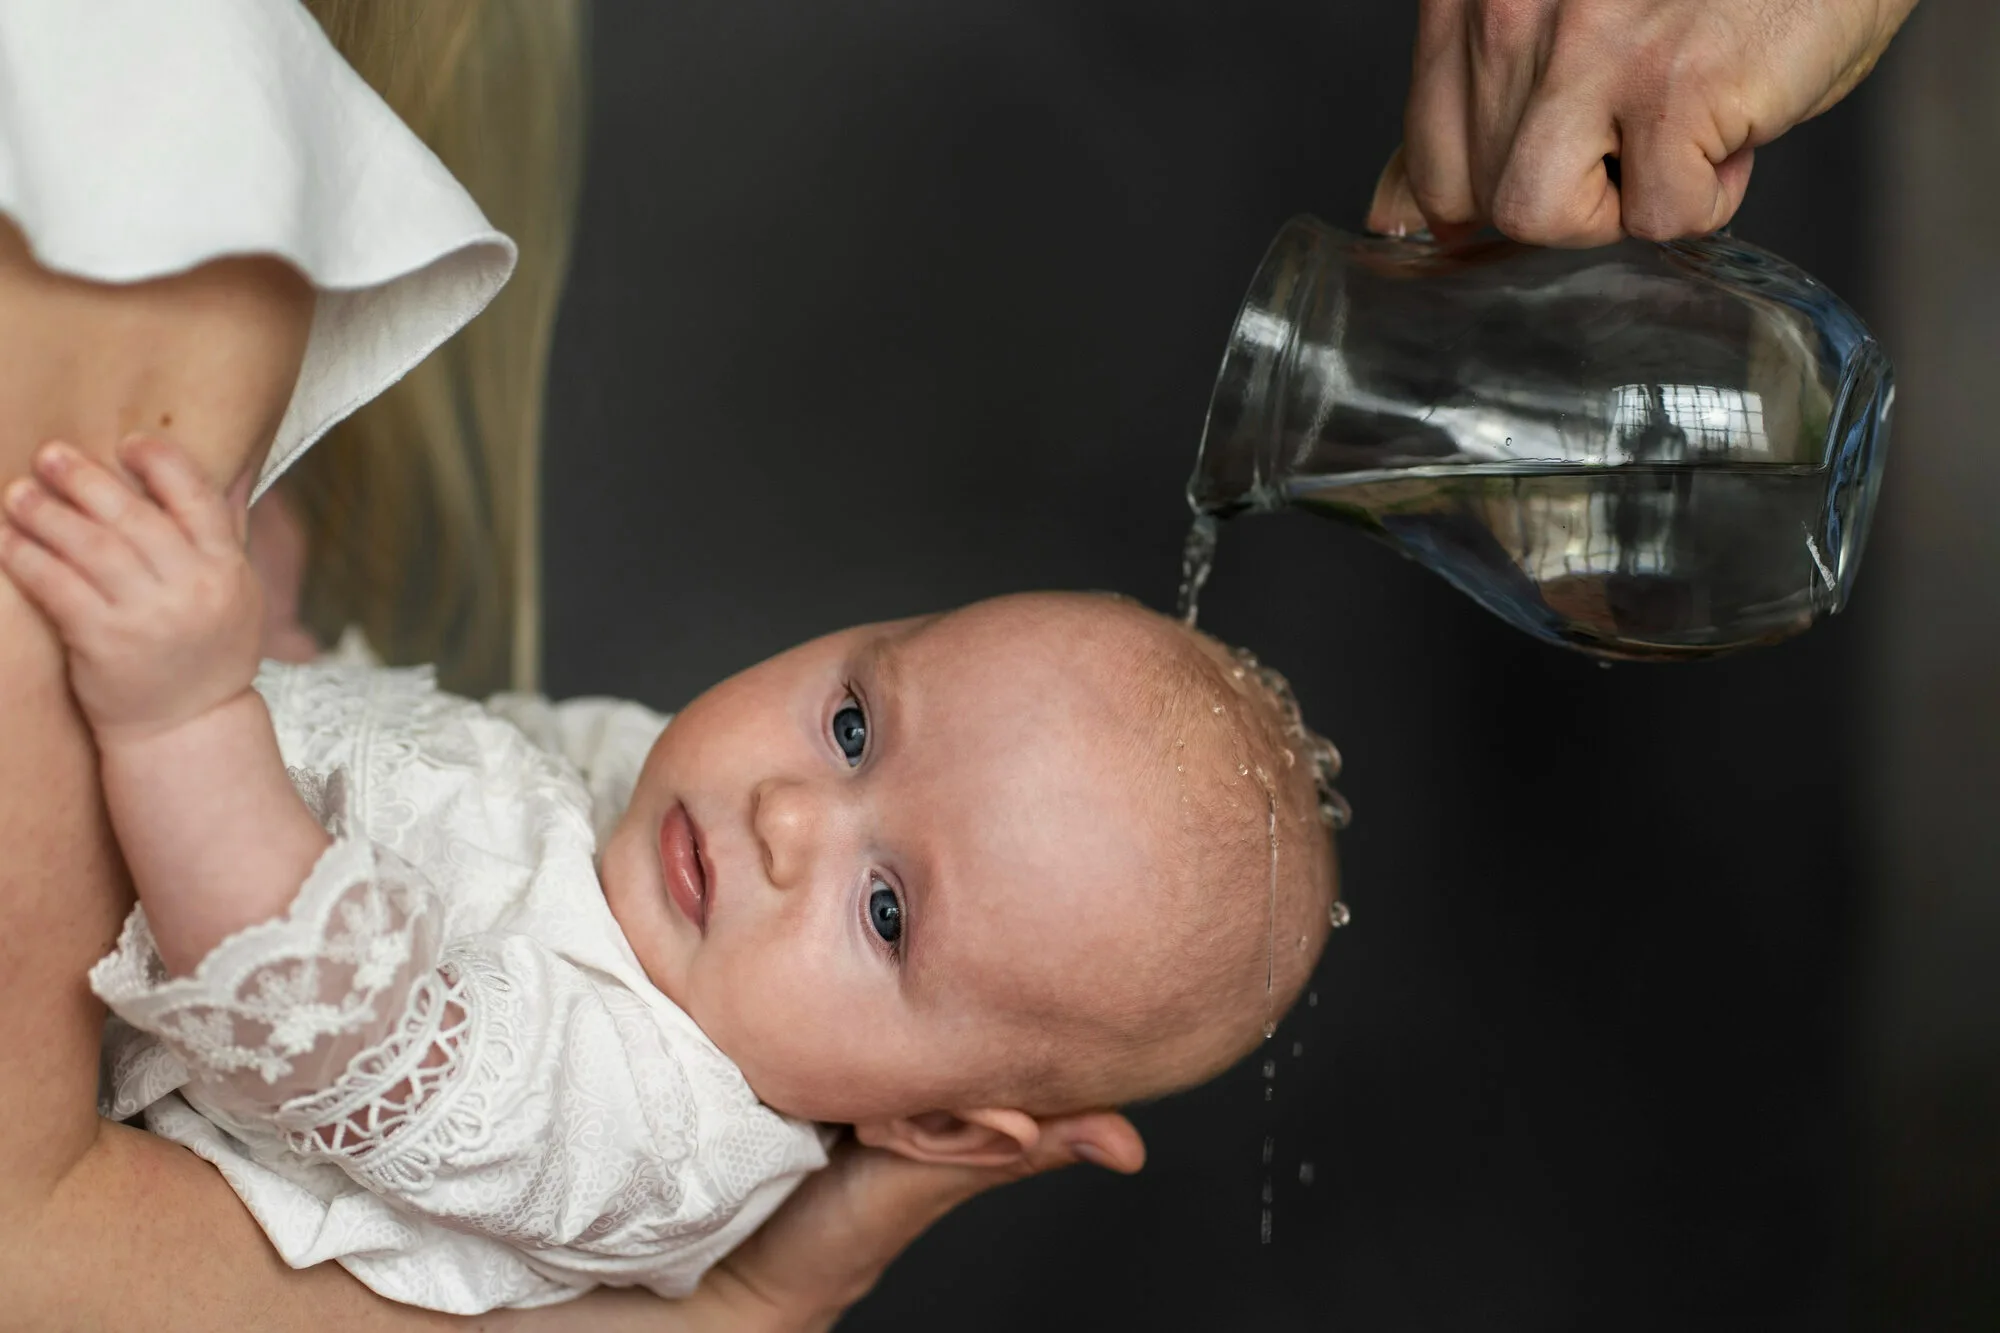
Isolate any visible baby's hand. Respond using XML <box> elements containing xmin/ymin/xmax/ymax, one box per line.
<box><xmin>0</xmin><ymin>438</ymin><xmax>263</xmax><ymax>746</ymax></box>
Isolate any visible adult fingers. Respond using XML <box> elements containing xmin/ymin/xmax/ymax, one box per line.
<box><xmin>1463</xmin><ymin>0</ymin><xmax>1555</xmax><ymax>219</ymax></box>
<box><xmin>1619</xmin><ymin>128</ymin><xmax>1755</xmax><ymax>239</ymax></box>
<box><xmin>120</xmin><ymin>436</ymin><xmax>241</xmax><ymax>554</ymax></box>
<box><xmin>1489</xmin><ymin>73</ymin><xmax>1623</xmax><ymax>247</ymax></box>
<box><xmin>1368</xmin><ymin>147</ymin><xmax>1481</xmax><ymax>242</ymax></box>
<box><xmin>1401</xmin><ymin>0</ymin><xmax>1479</xmax><ymax>235</ymax></box>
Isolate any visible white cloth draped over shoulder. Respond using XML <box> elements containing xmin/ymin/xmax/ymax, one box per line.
<box><xmin>91</xmin><ymin>663</ymin><xmax>829</xmax><ymax>1313</ymax></box>
<box><xmin>0</xmin><ymin>0</ymin><xmax>515</xmax><ymax>500</ymax></box>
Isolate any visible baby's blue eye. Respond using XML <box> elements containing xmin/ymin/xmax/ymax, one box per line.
<box><xmin>867</xmin><ymin>880</ymin><xmax>903</xmax><ymax>946</ymax></box>
<box><xmin>832</xmin><ymin>701</ymin><xmax>867</xmax><ymax>766</ymax></box>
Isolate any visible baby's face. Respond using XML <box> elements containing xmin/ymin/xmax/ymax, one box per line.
<box><xmin>597</xmin><ymin>596</ymin><xmax>1179</xmax><ymax>1124</ymax></box>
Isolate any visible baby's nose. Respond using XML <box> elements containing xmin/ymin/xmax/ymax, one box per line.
<box><xmin>751</xmin><ymin>776</ymin><xmax>824</xmax><ymax>889</ymax></box>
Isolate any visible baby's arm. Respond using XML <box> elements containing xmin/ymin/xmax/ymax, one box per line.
<box><xmin>0</xmin><ymin>437</ymin><xmax>329</xmax><ymax>975</ymax></box>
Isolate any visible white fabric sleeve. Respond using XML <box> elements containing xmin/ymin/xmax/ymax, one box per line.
<box><xmin>0</xmin><ymin>0</ymin><xmax>515</xmax><ymax>499</ymax></box>
<box><xmin>89</xmin><ymin>814</ymin><xmax>825</xmax><ymax>1307</ymax></box>
<box><xmin>89</xmin><ymin>833</ymin><xmax>451</xmax><ymax>1140</ymax></box>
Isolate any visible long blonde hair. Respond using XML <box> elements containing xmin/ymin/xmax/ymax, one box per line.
<box><xmin>291</xmin><ymin>0</ymin><xmax>588</xmax><ymax>695</ymax></box>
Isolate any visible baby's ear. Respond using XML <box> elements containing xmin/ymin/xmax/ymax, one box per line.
<box><xmin>852</xmin><ymin>1107</ymin><xmax>1041</xmax><ymax>1168</ymax></box>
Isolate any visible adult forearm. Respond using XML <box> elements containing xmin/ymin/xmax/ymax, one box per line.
<box><xmin>13</xmin><ymin>1125</ymin><xmax>821</xmax><ymax>1333</ymax></box>
<box><xmin>0</xmin><ymin>229</ymin><xmax>313</xmax><ymax>1206</ymax></box>
<box><xmin>0</xmin><ymin>233</ymin><xmax>412</xmax><ymax>1327</ymax></box>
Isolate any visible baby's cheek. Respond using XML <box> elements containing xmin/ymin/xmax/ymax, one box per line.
<box><xmin>706</xmin><ymin>955</ymin><xmax>851</xmax><ymax>1114</ymax></box>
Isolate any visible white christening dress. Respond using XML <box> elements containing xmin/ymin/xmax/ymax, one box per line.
<box><xmin>91</xmin><ymin>661</ymin><xmax>828</xmax><ymax>1314</ymax></box>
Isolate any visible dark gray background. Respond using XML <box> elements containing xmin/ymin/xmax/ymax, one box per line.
<box><xmin>544</xmin><ymin>4</ymin><xmax>1885</xmax><ymax>1328</ymax></box>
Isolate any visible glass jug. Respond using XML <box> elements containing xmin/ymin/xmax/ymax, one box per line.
<box><xmin>1186</xmin><ymin>217</ymin><xmax>1893</xmax><ymax>660</ymax></box>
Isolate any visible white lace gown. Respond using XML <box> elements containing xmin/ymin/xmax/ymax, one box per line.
<box><xmin>90</xmin><ymin>662</ymin><xmax>829</xmax><ymax>1314</ymax></box>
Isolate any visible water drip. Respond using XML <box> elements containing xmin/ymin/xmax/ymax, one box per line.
<box><xmin>1177</xmin><ymin>513</ymin><xmax>1219</xmax><ymax>626</ymax></box>
<box><xmin>1263</xmin><ymin>789</ymin><xmax>1278</xmax><ymax>1031</ymax></box>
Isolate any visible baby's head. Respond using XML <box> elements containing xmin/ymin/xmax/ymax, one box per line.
<box><xmin>599</xmin><ymin>592</ymin><xmax>1342</xmax><ymax>1164</ymax></box>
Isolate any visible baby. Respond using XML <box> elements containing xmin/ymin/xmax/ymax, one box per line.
<box><xmin>0</xmin><ymin>436</ymin><xmax>1343</xmax><ymax>1314</ymax></box>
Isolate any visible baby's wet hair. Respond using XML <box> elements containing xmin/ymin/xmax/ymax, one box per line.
<box><xmin>988</xmin><ymin>592</ymin><xmax>1346</xmax><ymax>1114</ymax></box>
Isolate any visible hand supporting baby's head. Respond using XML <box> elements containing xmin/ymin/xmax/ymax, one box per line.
<box><xmin>598</xmin><ymin>591</ymin><xmax>1342</xmax><ymax>1168</ymax></box>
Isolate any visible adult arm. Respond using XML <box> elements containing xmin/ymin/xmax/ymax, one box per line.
<box><xmin>1367</xmin><ymin>0</ymin><xmax>1920</xmax><ymax>246</ymax></box>
<box><xmin>0</xmin><ymin>214</ymin><xmax>472</xmax><ymax>1330</ymax></box>
<box><xmin>0</xmin><ymin>213</ymin><xmax>313</xmax><ymax>1218</ymax></box>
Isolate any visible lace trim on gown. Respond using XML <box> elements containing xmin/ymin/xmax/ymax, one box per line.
<box><xmin>89</xmin><ymin>779</ymin><xmax>476</xmax><ymax>1181</ymax></box>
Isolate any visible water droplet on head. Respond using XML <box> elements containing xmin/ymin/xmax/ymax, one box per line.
<box><xmin>1319</xmin><ymin>788</ymin><xmax>1354</xmax><ymax>830</ymax></box>
<box><xmin>1298</xmin><ymin>1162</ymin><xmax>1315</xmax><ymax>1186</ymax></box>
<box><xmin>1262</xmin><ymin>1020</ymin><xmax>1276</xmax><ymax>1040</ymax></box>
<box><xmin>1174</xmin><ymin>737</ymin><xmax>1185</xmax><ymax>749</ymax></box>
<box><xmin>1311</xmin><ymin>736</ymin><xmax>1343</xmax><ymax>781</ymax></box>
<box><xmin>1296</xmin><ymin>932</ymin><xmax>1308</xmax><ymax>951</ymax></box>
<box><xmin>1328</xmin><ymin>901</ymin><xmax>1351</xmax><ymax>929</ymax></box>
<box><xmin>1237</xmin><ymin>763</ymin><xmax>1250</xmax><ymax>777</ymax></box>
<box><xmin>1262</xmin><ymin>1058</ymin><xmax>1276</xmax><ymax>1080</ymax></box>
<box><xmin>1213</xmin><ymin>704</ymin><xmax>1225</xmax><ymax>715</ymax></box>
<box><xmin>1264</xmin><ymin>1085</ymin><xmax>1274</xmax><ymax>1102</ymax></box>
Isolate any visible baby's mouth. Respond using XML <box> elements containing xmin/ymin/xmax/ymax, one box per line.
<box><xmin>659</xmin><ymin>802</ymin><xmax>710</xmax><ymax>933</ymax></box>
